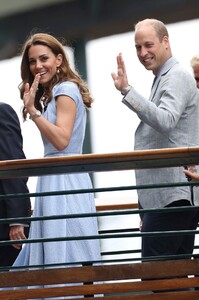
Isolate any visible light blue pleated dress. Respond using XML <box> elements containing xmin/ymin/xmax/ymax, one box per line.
<box><xmin>13</xmin><ymin>82</ymin><xmax>101</xmax><ymax>298</ymax></box>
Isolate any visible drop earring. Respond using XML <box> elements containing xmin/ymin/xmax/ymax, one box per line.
<box><xmin>57</xmin><ymin>66</ymin><xmax>60</xmax><ymax>74</ymax></box>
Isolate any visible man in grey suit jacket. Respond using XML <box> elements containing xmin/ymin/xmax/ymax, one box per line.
<box><xmin>112</xmin><ymin>18</ymin><xmax>199</xmax><ymax>259</ymax></box>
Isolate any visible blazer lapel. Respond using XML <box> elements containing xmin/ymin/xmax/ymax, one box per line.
<box><xmin>149</xmin><ymin>57</ymin><xmax>178</xmax><ymax>102</ymax></box>
<box><xmin>149</xmin><ymin>76</ymin><xmax>161</xmax><ymax>101</ymax></box>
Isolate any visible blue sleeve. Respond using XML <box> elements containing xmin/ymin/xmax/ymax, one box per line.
<box><xmin>53</xmin><ymin>82</ymin><xmax>81</xmax><ymax>105</ymax></box>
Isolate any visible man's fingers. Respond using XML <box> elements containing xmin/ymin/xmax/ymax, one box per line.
<box><xmin>111</xmin><ymin>72</ymin><xmax>117</xmax><ymax>80</ymax></box>
<box><xmin>12</xmin><ymin>243</ymin><xmax>22</xmax><ymax>250</ymax></box>
<box><xmin>183</xmin><ymin>170</ymin><xmax>199</xmax><ymax>181</ymax></box>
<box><xmin>117</xmin><ymin>54</ymin><xmax>127</xmax><ymax>76</ymax></box>
<box><xmin>118</xmin><ymin>69</ymin><xmax>124</xmax><ymax>77</ymax></box>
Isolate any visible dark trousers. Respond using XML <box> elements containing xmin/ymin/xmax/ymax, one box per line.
<box><xmin>0</xmin><ymin>245</ymin><xmax>20</xmax><ymax>268</ymax></box>
<box><xmin>141</xmin><ymin>200</ymin><xmax>199</xmax><ymax>258</ymax></box>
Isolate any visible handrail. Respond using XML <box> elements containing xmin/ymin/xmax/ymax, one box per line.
<box><xmin>0</xmin><ymin>146</ymin><xmax>198</xmax><ymax>178</ymax></box>
<box><xmin>0</xmin><ymin>147</ymin><xmax>199</xmax><ymax>266</ymax></box>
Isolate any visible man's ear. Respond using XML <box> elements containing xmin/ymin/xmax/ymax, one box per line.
<box><xmin>163</xmin><ymin>36</ymin><xmax>169</xmax><ymax>49</ymax></box>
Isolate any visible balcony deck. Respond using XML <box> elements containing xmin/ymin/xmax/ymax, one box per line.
<box><xmin>0</xmin><ymin>147</ymin><xmax>199</xmax><ymax>298</ymax></box>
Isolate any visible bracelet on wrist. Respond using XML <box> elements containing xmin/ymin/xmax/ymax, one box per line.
<box><xmin>29</xmin><ymin>110</ymin><xmax>42</xmax><ymax>120</ymax></box>
<box><xmin>121</xmin><ymin>85</ymin><xmax>132</xmax><ymax>96</ymax></box>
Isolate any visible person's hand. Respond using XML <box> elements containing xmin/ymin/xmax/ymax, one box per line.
<box><xmin>183</xmin><ymin>169</ymin><xmax>199</xmax><ymax>181</ymax></box>
<box><xmin>23</xmin><ymin>73</ymin><xmax>41</xmax><ymax>112</ymax></box>
<box><xmin>111</xmin><ymin>53</ymin><xmax>129</xmax><ymax>91</ymax></box>
<box><xmin>9</xmin><ymin>225</ymin><xmax>27</xmax><ymax>250</ymax></box>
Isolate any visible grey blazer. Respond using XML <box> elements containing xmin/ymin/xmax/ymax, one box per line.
<box><xmin>122</xmin><ymin>57</ymin><xmax>199</xmax><ymax>208</ymax></box>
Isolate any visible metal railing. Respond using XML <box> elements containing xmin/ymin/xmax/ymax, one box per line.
<box><xmin>0</xmin><ymin>146</ymin><xmax>199</xmax><ymax>272</ymax></box>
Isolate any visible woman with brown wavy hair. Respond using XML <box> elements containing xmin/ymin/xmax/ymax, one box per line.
<box><xmin>13</xmin><ymin>33</ymin><xmax>101</xmax><ymax>285</ymax></box>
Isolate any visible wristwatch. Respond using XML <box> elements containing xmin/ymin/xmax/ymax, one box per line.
<box><xmin>30</xmin><ymin>110</ymin><xmax>42</xmax><ymax>120</ymax></box>
<box><xmin>121</xmin><ymin>85</ymin><xmax>132</xmax><ymax>96</ymax></box>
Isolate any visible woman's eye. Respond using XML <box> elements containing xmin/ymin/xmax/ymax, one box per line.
<box><xmin>41</xmin><ymin>56</ymin><xmax>48</xmax><ymax>62</ymax></box>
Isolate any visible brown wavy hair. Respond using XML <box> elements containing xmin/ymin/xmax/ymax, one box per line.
<box><xmin>19</xmin><ymin>33</ymin><xmax>93</xmax><ymax>120</ymax></box>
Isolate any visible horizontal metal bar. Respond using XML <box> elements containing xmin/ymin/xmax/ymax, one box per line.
<box><xmin>1</xmin><ymin>205</ymin><xmax>199</xmax><ymax>224</ymax></box>
<box><xmin>1</xmin><ymin>229</ymin><xmax>198</xmax><ymax>247</ymax></box>
<box><xmin>0</xmin><ymin>180</ymin><xmax>197</xmax><ymax>200</ymax></box>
